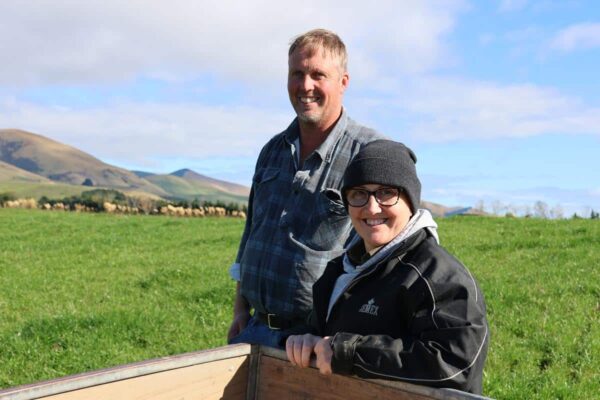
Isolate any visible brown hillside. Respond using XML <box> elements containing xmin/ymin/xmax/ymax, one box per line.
<box><xmin>171</xmin><ymin>169</ymin><xmax>250</xmax><ymax>197</ymax></box>
<box><xmin>420</xmin><ymin>200</ymin><xmax>461</xmax><ymax>217</ymax></box>
<box><xmin>0</xmin><ymin>160</ymin><xmax>53</xmax><ymax>183</ymax></box>
<box><xmin>0</xmin><ymin>129</ymin><xmax>167</xmax><ymax>196</ymax></box>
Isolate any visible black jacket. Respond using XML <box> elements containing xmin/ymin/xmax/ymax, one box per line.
<box><xmin>309</xmin><ymin>229</ymin><xmax>489</xmax><ymax>394</ymax></box>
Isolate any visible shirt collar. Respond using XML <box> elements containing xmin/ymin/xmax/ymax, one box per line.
<box><xmin>283</xmin><ymin>108</ymin><xmax>348</xmax><ymax>163</ymax></box>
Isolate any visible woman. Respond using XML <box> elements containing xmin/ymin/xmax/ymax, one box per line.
<box><xmin>286</xmin><ymin>140</ymin><xmax>489</xmax><ymax>394</ymax></box>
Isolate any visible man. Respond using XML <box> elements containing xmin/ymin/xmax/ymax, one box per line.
<box><xmin>228</xmin><ymin>29</ymin><xmax>385</xmax><ymax>348</ymax></box>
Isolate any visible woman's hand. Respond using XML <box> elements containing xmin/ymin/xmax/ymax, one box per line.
<box><xmin>286</xmin><ymin>334</ymin><xmax>333</xmax><ymax>374</ymax></box>
<box><xmin>313</xmin><ymin>336</ymin><xmax>333</xmax><ymax>375</ymax></box>
<box><xmin>286</xmin><ymin>333</ymin><xmax>320</xmax><ymax>368</ymax></box>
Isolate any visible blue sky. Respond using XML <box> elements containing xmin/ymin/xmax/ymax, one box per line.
<box><xmin>1</xmin><ymin>0</ymin><xmax>599</xmax><ymax>216</ymax></box>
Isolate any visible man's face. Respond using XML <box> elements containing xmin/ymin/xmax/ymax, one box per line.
<box><xmin>287</xmin><ymin>47</ymin><xmax>349</xmax><ymax>129</ymax></box>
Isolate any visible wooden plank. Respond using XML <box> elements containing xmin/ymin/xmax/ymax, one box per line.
<box><xmin>256</xmin><ymin>349</ymin><xmax>489</xmax><ymax>400</ymax></box>
<box><xmin>245</xmin><ymin>346</ymin><xmax>261</xmax><ymax>400</ymax></box>
<box><xmin>257</xmin><ymin>356</ymin><xmax>434</xmax><ymax>400</ymax></box>
<box><xmin>37</xmin><ymin>356</ymin><xmax>248</xmax><ymax>400</ymax></box>
<box><xmin>0</xmin><ymin>344</ymin><xmax>252</xmax><ymax>400</ymax></box>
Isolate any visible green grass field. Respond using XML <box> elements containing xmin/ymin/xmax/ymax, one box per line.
<box><xmin>1</xmin><ymin>209</ymin><xmax>598</xmax><ymax>399</ymax></box>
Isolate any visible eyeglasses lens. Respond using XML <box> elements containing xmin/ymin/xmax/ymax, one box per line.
<box><xmin>346</xmin><ymin>188</ymin><xmax>399</xmax><ymax>207</ymax></box>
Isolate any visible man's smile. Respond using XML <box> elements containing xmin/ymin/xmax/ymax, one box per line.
<box><xmin>300</xmin><ymin>96</ymin><xmax>320</xmax><ymax>104</ymax></box>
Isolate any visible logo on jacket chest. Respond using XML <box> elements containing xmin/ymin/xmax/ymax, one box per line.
<box><xmin>358</xmin><ymin>298</ymin><xmax>379</xmax><ymax>316</ymax></box>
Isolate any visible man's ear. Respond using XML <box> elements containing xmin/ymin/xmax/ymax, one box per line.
<box><xmin>340</xmin><ymin>72</ymin><xmax>350</xmax><ymax>92</ymax></box>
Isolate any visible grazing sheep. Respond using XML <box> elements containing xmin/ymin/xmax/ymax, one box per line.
<box><xmin>23</xmin><ymin>198</ymin><xmax>38</xmax><ymax>209</ymax></box>
<box><xmin>231</xmin><ymin>210</ymin><xmax>246</xmax><ymax>218</ymax></box>
<box><xmin>3</xmin><ymin>198</ymin><xmax>37</xmax><ymax>209</ymax></box>
<box><xmin>103</xmin><ymin>202</ymin><xmax>117</xmax><ymax>213</ymax></box>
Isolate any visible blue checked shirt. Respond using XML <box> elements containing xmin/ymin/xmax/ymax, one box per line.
<box><xmin>230</xmin><ymin>110</ymin><xmax>385</xmax><ymax>320</ymax></box>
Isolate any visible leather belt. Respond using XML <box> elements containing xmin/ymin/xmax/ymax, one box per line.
<box><xmin>255</xmin><ymin>312</ymin><xmax>302</xmax><ymax>331</ymax></box>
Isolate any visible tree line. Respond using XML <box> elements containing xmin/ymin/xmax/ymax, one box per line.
<box><xmin>472</xmin><ymin>199</ymin><xmax>599</xmax><ymax>219</ymax></box>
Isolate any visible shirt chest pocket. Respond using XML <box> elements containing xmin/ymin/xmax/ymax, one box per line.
<box><xmin>251</xmin><ymin>168</ymin><xmax>280</xmax><ymax>222</ymax></box>
<box><xmin>303</xmin><ymin>188</ymin><xmax>352</xmax><ymax>251</ymax></box>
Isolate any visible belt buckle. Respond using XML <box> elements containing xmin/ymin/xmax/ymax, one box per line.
<box><xmin>267</xmin><ymin>313</ymin><xmax>280</xmax><ymax>330</ymax></box>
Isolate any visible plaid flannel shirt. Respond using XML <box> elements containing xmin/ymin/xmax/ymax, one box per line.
<box><xmin>232</xmin><ymin>110</ymin><xmax>385</xmax><ymax>320</ymax></box>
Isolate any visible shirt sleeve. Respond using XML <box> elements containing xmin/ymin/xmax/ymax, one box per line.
<box><xmin>229</xmin><ymin>262</ymin><xmax>241</xmax><ymax>281</ymax></box>
<box><xmin>232</xmin><ymin>138</ymin><xmax>268</xmax><ymax>278</ymax></box>
<box><xmin>233</xmin><ymin>183</ymin><xmax>254</xmax><ymax>265</ymax></box>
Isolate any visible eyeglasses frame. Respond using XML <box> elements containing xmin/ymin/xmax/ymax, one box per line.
<box><xmin>344</xmin><ymin>187</ymin><xmax>402</xmax><ymax>208</ymax></box>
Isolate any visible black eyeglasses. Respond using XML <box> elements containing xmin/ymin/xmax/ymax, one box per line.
<box><xmin>345</xmin><ymin>187</ymin><xmax>401</xmax><ymax>207</ymax></box>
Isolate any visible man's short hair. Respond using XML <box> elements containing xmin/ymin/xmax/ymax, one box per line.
<box><xmin>289</xmin><ymin>28</ymin><xmax>348</xmax><ymax>72</ymax></box>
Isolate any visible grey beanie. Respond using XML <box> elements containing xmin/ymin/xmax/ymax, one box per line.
<box><xmin>342</xmin><ymin>140</ymin><xmax>421</xmax><ymax>213</ymax></box>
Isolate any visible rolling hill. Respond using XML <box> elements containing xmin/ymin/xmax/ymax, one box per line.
<box><xmin>0</xmin><ymin>129</ymin><xmax>168</xmax><ymax>197</ymax></box>
<box><xmin>139</xmin><ymin>170</ymin><xmax>249</xmax><ymax>204</ymax></box>
<box><xmin>0</xmin><ymin>129</ymin><xmax>250</xmax><ymax>204</ymax></box>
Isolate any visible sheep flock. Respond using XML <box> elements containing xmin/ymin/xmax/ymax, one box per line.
<box><xmin>1</xmin><ymin>198</ymin><xmax>246</xmax><ymax>218</ymax></box>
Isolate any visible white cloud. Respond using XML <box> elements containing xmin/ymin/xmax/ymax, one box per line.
<box><xmin>0</xmin><ymin>98</ymin><xmax>291</xmax><ymax>164</ymax></box>
<box><xmin>3</xmin><ymin>74</ymin><xmax>599</xmax><ymax>172</ymax></box>
<box><xmin>357</xmin><ymin>76</ymin><xmax>600</xmax><ymax>142</ymax></box>
<box><xmin>550</xmin><ymin>22</ymin><xmax>600</xmax><ymax>52</ymax></box>
<box><xmin>425</xmin><ymin>184</ymin><xmax>599</xmax><ymax>216</ymax></box>
<box><xmin>0</xmin><ymin>0</ymin><xmax>464</xmax><ymax>87</ymax></box>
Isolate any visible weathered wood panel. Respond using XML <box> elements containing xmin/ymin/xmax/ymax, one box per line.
<box><xmin>257</xmin><ymin>355</ymin><xmax>435</xmax><ymax>400</ymax></box>
<box><xmin>257</xmin><ymin>348</ymin><xmax>489</xmax><ymax>400</ymax></box>
<box><xmin>39</xmin><ymin>356</ymin><xmax>248</xmax><ymax>400</ymax></box>
<box><xmin>0</xmin><ymin>344</ymin><xmax>253</xmax><ymax>400</ymax></box>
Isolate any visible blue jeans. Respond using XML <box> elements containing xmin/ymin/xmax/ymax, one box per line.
<box><xmin>228</xmin><ymin>316</ymin><xmax>301</xmax><ymax>349</ymax></box>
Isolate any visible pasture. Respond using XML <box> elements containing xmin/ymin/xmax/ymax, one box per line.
<box><xmin>0</xmin><ymin>209</ymin><xmax>598</xmax><ymax>399</ymax></box>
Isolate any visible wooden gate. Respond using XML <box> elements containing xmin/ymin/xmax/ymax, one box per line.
<box><xmin>0</xmin><ymin>344</ymin><xmax>490</xmax><ymax>400</ymax></box>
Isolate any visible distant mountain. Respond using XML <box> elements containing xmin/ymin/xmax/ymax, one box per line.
<box><xmin>132</xmin><ymin>170</ymin><xmax>156</xmax><ymax>178</ymax></box>
<box><xmin>170</xmin><ymin>169</ymin><xmax>250</xmax><ymax>197</ymax></box>
<box><xmin>0</xmin><ymin>129</ymin><xmax>167</xmax><ymax>196</ymax></box>
<box><xmin>0</xmin><ymin>128</ymin><xmax>250</xmax><ymax>204</ymax></box>
<box><xmin>142</xmin><ymin>170</ymin><xmax>249</xmax><ymax>203</ymax></box>
<box><xmin>421</xmin><ymin>201</ymin><xmax>463</xmax><ymax>217</ymax></box>
<box><xmin>421</xmin><ymin>201</ymin><xmax>486</xmax><ymax>217</ymax></box>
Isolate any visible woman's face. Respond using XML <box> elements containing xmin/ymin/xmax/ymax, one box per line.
<box><xmin>347</xmin><ymin>184</ymin><xmax>413</xmax><ymax>252</ymax></box>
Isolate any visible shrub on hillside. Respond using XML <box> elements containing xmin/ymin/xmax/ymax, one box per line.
<box><xmin>0</xmin><ymin>192</ymin><xmax>17</xmax><ymax>207</ymax></box>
